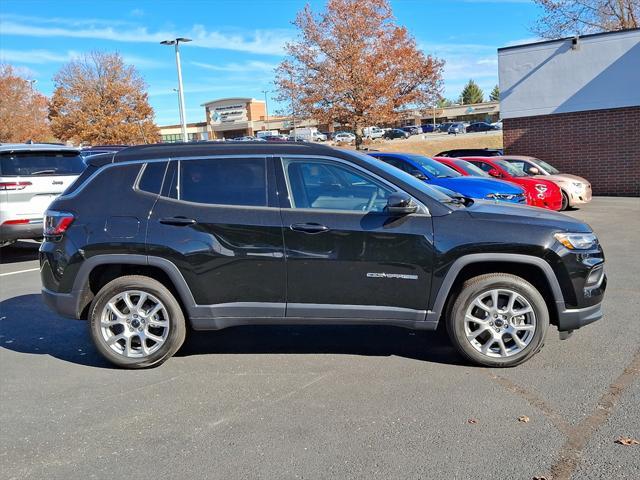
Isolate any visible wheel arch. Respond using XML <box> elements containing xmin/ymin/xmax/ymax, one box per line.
<box><xmin>427</xmin><ymin>254</ymin><xmax>564</xmax><ymax>328</ymax></box>
<box><xmin>72</xmin><ymin>255</ymin><xmax>195</xmax><ymax>320</ymax></box>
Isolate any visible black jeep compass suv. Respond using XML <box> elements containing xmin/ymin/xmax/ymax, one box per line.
<box><xmin>40</xmin><ymin>143</ymin><xmax>606</xmax><ymax>368</ymax></box>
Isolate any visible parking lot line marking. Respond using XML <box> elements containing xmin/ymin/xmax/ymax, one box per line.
<box><xmin>0</xmin><ymin>267</ymin><xmax>40</xmax><ymax>277</ymax></box>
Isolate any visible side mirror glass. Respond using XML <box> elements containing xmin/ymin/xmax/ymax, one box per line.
<box><xmin>529</xmin><ymin>167</ymin><xmax>540</xmax><ymax>175</ymax></box>
<box><xmin>488</xmin><ymin>168</ymin><xmax>502</xmax><ymax>178</ymax></box>
<box><xmin>386</xmin><ymin>192</ymin><xmax>418</xmax><ymax>215</ymax></box>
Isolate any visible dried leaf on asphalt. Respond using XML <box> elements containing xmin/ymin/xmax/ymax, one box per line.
<box><xmin>467</xmin><ymin>418</ymin><xmax>478</xmax><ymax>424</ymax></box>
<box><xmin>532</xmin><ymin>476</ymin><xmax>547</xmax><ymax>480</ymax></box>
<box><xmin>614</xmin><ymin>436</ymin><xmax>639</xmax><ymax>446</ymax></box>
<box><xmin>518</xmin><ymin>415</ymin><xmax>530</xmax><ymax>423</ymax></box>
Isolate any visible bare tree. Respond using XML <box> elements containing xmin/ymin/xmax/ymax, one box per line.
<box><xmin>532</xmin><ymin>0</ymin><xmax>639</xmax><ymax>38</ymax></box>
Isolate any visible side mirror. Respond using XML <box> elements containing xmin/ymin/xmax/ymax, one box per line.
<box><xmin>529</xmin><ymin>167</ymin><xmax>540</xmax><ymax>175</ymax></box>
<box><xmin>386</xmin><ymin>192</ymin><xmax>418</xmax><ymax>215</ymax></box>
<box><xmin>488</xmin><ymin>168</ymin><xmax>502</xmax><ymax>178</ymax></box>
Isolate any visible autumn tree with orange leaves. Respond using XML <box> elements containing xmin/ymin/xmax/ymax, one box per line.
<box><xmin>0</xmin><ymin>65</ymin><xmax>52</xmax><ymax>143</ymax></box>
<box><xmin>49</xmin><ymin>52</ymin><xmax>159</xmax><ymax>145</ymax></box>
<box><xmin>275</xmin><ymin>0</ymin><xmax>444</xmax><ymax>148</ymax></box>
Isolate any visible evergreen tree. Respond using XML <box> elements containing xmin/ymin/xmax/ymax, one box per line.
<box><xmin>459</xmin><ymin>79</ymin><xmax>484</xmax><ymax>105</ymax></box>
<box><xmin>489</xmin><ymin>84</ymin><xmax>500</xmax><ymax>102</ymax></box>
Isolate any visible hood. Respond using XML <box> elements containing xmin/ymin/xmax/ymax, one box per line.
<box><xmin>465</xmin><ymin>200</ymin><xmax>591</xmax><ymax>232</ymax></box>
<box><xmin>429</xmin><ymin>176</ymin><xmax>524</xmax><ymax>197</ymax></box>
<box><xmin>537</xmin><ymin>173</ymin><xmax>590</xmax><ymax>185</ymax></box>
<box><xmin>512</xmin><ymin>176</ymin><xmax>560</xmax><ymax>191</ymax></box>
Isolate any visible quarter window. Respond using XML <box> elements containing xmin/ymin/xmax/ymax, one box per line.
<box><xmin>283</xmin><ymin>159</ymin><xmax>393</xmax><ymax>212</ymax></box>
<box><xmin>138</xmin><ymin>162</ymin><xmax>168</xmax><ymax>194</ymax></box>
<box><xmin>171</xmin><ymin>158</ymin><xmax>267</xmax><ymax>207</ymax></box>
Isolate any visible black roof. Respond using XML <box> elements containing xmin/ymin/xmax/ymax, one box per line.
<box><xmin>110</xmin><ymin>141</ymin><xmax>339</xmax><ymax>163</ymax></box>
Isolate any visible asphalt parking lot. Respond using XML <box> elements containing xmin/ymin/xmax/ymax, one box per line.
<box><xmin>1</xmin><ymin>197</ymin><xmax>638</xmax><ymax>480</ymax></box>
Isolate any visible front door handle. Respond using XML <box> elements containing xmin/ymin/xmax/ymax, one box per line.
<box><xmin>159</xmin><ymin>216</ymin><xmax>197</xmax><ymax>226</ymax></box>
<box><xmin>290</xmin><ymin>223</ymin><xmax>330</xmax><ymax>234</ymax></box>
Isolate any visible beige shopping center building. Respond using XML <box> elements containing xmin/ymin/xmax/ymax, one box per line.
<box><xmin>159</xmin><ymin>97</ymin><xmax>501</xmax><ymax>142</ymax></box>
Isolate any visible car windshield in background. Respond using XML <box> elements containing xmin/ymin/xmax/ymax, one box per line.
<box><xmin>351</xmin><ymin>151</ymin><xmax>456</xmax><ymax>204</ymax></box>
<box><xmin>495</xmin><ymin>159</ymin><xmax>528</xmax><ymax>177</ymax></box>
<box><xmin>0</xmin><ymin>151</ymin><xmax>85</xmax><ymax>176</ymax></box>
<box><xmin>534</xmin><ymin>158</ymin><xmax>560</xmax><ymax>174</ymax></box>
<box><xmin>453</xmin><ymin>159</ymin><xmax>489</xmax><ymax>177</ymax></box>
<box><xmin>406</xmin><ymin>154</ymin><xmax>462</xmax><ymax>178</ymax></box>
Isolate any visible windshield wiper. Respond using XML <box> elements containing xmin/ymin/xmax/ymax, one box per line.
<box><xmin>30</xmin><ymin>169</ymin><xmax>57</xmax><ymax>175</ymax></box>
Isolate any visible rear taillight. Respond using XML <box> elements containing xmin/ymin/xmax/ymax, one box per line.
<box><xmin>44</xmin><ymin>210</ymin><xmax>75</xmax><ymax>236</ymax></box>
<box><xmin>0</xmin><ymin>181</ymin><xmax>32</xmax><ymax>190</ymax></box>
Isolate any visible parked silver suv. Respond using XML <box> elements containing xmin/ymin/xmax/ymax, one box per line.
<box><xmin>0</xmin><ymin>144</ymin><xmax>84</xmax><ymax>247</ymax></box>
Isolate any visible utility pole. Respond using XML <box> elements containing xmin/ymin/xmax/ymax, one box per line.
<box><xmin>261</xmin><ymin>90</ymin><xmax>270</xmax><ymax>131</ymax></box>
<box><xmin>161</xmin><ymin>37</ymin><xmax>192</xmax><ymax>142</ymax></box>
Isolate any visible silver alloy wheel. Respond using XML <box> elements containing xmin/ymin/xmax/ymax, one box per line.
<box><xmin>100</xmin><ymin>290</ymin><xmax>170</xmax><ymax>358</ymax></box>
<box><xmin>464</xmin><ymin>288</ymin><xmax>536</xmax><ymax>358</ymax></box>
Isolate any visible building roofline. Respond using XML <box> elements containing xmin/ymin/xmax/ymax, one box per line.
<box><xmin>200</xmin><ymin>97</ymin><xmax>264</xmax><ymax>107</ymax></box>
<box><xmin>498</xmin><ymin>27</ymin><xmax>640</xmax><ymax>52</ymax></box>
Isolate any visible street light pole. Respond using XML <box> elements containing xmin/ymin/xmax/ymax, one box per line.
<box><xmin>161</xmin><ymin>37</ymin><xmax>192</xmax><ymax>142</ymax></box>
<box><xmin>261</xmin><ymin>90</ymin><xmax>270</xmax><ymax>130</ymax></box>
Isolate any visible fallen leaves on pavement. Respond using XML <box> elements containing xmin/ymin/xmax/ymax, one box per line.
<box><xmin>518</xmin><ymin>415</ymin><xmax>530</xmax><ymax>423</ymax></box>
<box><xmin>614</xmin><ymin>436</ymin><xmax>639</xmax><ymax>446</ymax></box>
<box><xmin>467</xmin><ymin>418</ymin><xmax>478</xmax><ymax>424</ymax></box>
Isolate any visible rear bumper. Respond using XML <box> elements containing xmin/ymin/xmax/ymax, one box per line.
<box><xmin>557</xmin><ymin>302</ymin><xmax>603</xmax><ymax>332</ymax></box>
<box><xmin>0</xmin><ymin>220</ymin><xmax>43</xmax><ymax>241</ymax></box>
<box><xmin>41</xmin><ymin>287</ymin><xmax>78</xmax><ymax>319</ymax></box>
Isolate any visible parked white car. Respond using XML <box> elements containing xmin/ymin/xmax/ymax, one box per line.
<box><xmin>1</xmin><ymin>144</ymin><xmax>84</xmax><ymax>247</ymax></box>
<box><xmin>333</xmin><ymin>132</ymin><xmax>356</xmax><ymax>143</ymax></box>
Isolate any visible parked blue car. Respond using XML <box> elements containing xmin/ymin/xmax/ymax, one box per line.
<box><xmin>367</xmin><ymin>152</ymin><xmax>527</xmax><ymax>204</ymax></box>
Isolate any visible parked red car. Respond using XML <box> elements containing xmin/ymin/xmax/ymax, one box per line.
<box><xmin>461</xmin><ymin>157</ymin><xmax>563</xmax><ymax>210</ymax></box>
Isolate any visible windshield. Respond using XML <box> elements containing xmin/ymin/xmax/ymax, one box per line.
<box><xmin>495</xmin><ymin>159</ymin><xmax>528</xmax><ymax>177</ymax></box>
<box><xmin>405</xmin><ymin>154</ymin><xmax>462</xmax><ymax>178</ymax></box>
<box><xmin>453</xmin><ymin>159</ymin><xmax>489</xmax><ymax>177</ymax></box>
<box><xmin>0</xmin><ymin>151</ymin><xmax>85</xmax><ymax>176</ymax></box>
<box><xmin>350</xmin><ymin>151</ymin><xmax>455</xmax><ymax>204</ymax></box>
<box><xmin>534</xmin><ymin>158</ymin><xmax>560</xmax><ymax>174</ymax></box>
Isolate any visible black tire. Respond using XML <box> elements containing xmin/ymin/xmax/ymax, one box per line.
<box><xmin>446</xmin><ymin>273</ymin><xmax>548</xmax><ymax>367</ymax></box>
<box><xmin>561</xmin><ymin>191</ymin><xmax>569</xmax><ymax>211</ymax></box>
<box><xmin>89</xmin><ymin>275</ymin><xmax>186</xmax><ymax>369</ymax></box>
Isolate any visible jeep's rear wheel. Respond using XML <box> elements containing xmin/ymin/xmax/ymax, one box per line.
<box><xmin>89</xmin><ymin>275</ymin><xmax>186</xmax><ymax>368</ymax></box>
<box><xmin>447</xmin><ymin>273</ymin><xmax>548</xmax><ymax>367</ymax></box>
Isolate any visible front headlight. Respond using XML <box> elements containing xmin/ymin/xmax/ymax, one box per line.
<box><xmin>572</xmin><ymin>182</ymin><xmax>583</xmax><ymax>191</ymax></box>
<box><xmin>554</xmin><ymin>232</ymin><xmax>598</xmax><ymax>250</ymax></box>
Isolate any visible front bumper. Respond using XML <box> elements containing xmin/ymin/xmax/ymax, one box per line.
<box><xmin>557</xmin><ymin>301</ymin><xmax>603</xmax><ymax>332</ymax></box>
<box><xmin>568</xmin><ymin>185</ymin><xmax>592</xmax><ymax>206</ymax></box>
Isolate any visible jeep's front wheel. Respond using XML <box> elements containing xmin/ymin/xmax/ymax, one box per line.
<box><xmin>447</xmin><ymin>273</ymin><xmax>548</xmax><ymax>367</ymax></box>
<box><xmin>89</xmin><ymin>275</ymin><xmax>186</xmax><ymax>369</ymax></box>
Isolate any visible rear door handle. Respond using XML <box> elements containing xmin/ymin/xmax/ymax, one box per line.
<box><xmin>290</xmin><ymin>223</ymin><xmax>330</xmax><ymax>234</ymax></box>
<box><xmin>159</xmin><ymin>216</ymin><xmax>197</xmax><ymax>226</ymax></box>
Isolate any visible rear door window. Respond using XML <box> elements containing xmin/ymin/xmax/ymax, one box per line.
<box><xmin>0</xmin><ymin>151</ymin><xmax>85</xmax><ymax>176</ymax></box>
<box><xmin>169</xmin><ymin>158</ymin><xmax>268</xmax><ymax>207</ymax></box>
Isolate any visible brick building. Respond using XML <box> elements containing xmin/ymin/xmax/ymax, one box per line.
<box><xmin>498</xmin><ymin>29</ymin><xmax>640</xmax><ymax>196</ymax></box>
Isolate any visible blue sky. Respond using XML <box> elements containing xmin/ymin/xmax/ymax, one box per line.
<box><xmin>0</xmin><ymin>0</ymin><xmax>540</xmax><ymax>126</ymax></box>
